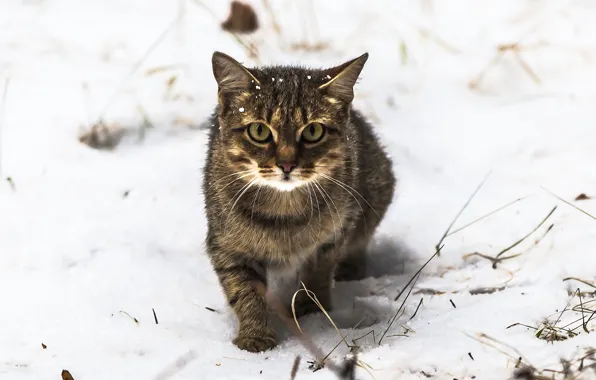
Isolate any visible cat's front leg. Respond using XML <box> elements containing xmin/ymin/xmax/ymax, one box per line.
<box><xmin>211</xmin><ymin>252</ymin><xmax>276</xmax><ymax>352</ymax></box>
<box><xmin>294</xmin><ymin>242</ymin><xmax>338</xmax><ymax>318</ymax></box>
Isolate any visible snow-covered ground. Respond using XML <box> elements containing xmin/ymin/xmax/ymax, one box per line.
<box><xmin>2</xmin><ymin>0</ymin><xmax>596</xmax><ymax>379</ymax></box>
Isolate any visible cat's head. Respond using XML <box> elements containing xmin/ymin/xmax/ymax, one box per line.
<box><xmin>211</xmin><ymin>51</ymin><xmax>368</xmax><ymax>192</ymax></box>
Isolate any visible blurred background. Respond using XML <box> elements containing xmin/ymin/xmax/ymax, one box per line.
<box><xmin>2</xmin><ymin>1</ymin><xmax>596</xmax><ymax>379</ymax></box>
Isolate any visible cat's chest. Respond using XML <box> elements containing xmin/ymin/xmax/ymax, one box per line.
<box><xmin>223</xmin><ymin>210</ymin><xmax>342</xmax><ymax>266</ymax></box>
<box><xmin>215</xmin><ymin>184</ymin><xmax>354</xmax><ymax>264</ymax></box>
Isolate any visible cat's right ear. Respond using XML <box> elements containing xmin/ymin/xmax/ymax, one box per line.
<box><xmin>212</xmin><ymin>52</ymin><xmax>259</xmax><ymax>93</ymax></box>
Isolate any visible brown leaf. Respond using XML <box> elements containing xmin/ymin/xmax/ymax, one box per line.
<box><xmin>79</xmin><ymin>121</ymin><xmax>125</xmax><ymax>150</ymax></box>
<box><xmin>41</xmin><ymin>343</ymin><xmax>47</xmax><ymax>349</ymax></box>
<box><xmin>166</xmin><ymin>75</ymin><xmax>177</xmax><ymax>87</ymax></box>
<box><xmin>221</xmin><ymin>1</ymin><xmax>259</xmax><ymax>34</ymax></box>
<box><xmin>61</xmin><ymin>369</ymin><xmax>74</xmax><ymax>380</ymax></box>
<box><xmin>575</xmin><ymin>193</ymin><xmax>591</xmax><ymax>201</ymax></box>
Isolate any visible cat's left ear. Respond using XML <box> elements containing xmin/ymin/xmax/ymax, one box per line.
<box><xmin>212</xmin><ymin>51</ymin><xmax>260</xmax><ymax>93</ymax></box>
<box><xmin>318</xmin><ymin>53</ymin><xmax>369</xmax><ymax>104</ymax></box>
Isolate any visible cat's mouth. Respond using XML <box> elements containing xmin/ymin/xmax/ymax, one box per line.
<box><xmin>256</xmin><ymin>168</ymin><xmax>312</xmax><ymax>192</ymax></box>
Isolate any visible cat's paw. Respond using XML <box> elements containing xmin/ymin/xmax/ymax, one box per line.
<box><xmin>293</xmin><ymin>302</ymin><xmax>321</xmax><ymax>319</ymax></box>
<box><xmin>293</xmin><ymin>295</ymin><xmax>332</xmax><ymax>319</ymax></box>
<box><xmin>334</xmin><ymin>256</ymin><xmax>368</xmax><ymax>281</ymax></box>
<box><xmin>233</xmin><ymin>332</ymin><xmax>277</xmax><ymax>353</ymax></box>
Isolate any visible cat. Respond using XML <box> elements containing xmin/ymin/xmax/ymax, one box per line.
<box><xmin>202</xmin><ymin>51</ymin><xmax>396</xmax><ymax>352</ymax></box>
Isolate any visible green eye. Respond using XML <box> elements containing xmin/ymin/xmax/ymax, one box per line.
<box><xmin>301</xmin><ymin>123</ymin><xmax>326</xmax><ymax>143</ymax></box>
<box><xmin>247</xmin><ymin>123</ymin><xmax>272</xmax><ymax>143</ymax></box>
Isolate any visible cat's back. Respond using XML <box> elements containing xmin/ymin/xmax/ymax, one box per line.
<box><xmin>350</xmin><ymin>109</ymin><xmax>395</xmax><ymax>219</ymax></box>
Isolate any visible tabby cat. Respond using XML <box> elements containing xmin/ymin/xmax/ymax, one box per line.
<box><xmin>202</xmin><ymin>51</ymin><xmax>395</xmax><ymax>352</ymax></box>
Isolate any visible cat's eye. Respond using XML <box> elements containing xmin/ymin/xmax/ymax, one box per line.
<box><xmin>301</xmin><ymin>123</ymin><xmax>326</xmax><ymax>143</ymax></box>
<box><xmin>247</xmin><ymin>123</ymin><xmax>272</xmax><ymax>143</ymax></box>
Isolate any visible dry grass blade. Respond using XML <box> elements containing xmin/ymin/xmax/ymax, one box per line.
<box><xmin>264</xmin><ymin>282</ymin><xmax>371</xmax><ymax>379</ymax></box>
<box><xmin>469</xmin><ymin>333</ymin><xmax>533</xmax><ymax>369</ymax></box>
<box><xmin>97</xmin><ymin>10</ymin><xmax>183</xmax><ymax>122</ymax></box>
<box><xmin>578</xmin><ymin>289</ymin><xmax>589</xmax><ymax>334</ymax></box>
<box><xmin>418</xmin><ymin>26</ymin><xmax>461</xmax><ymax>54</ymax></box>
<box><xmin>294</xmin><ymin>282</ymin><xmax>349</xmax><ymax>347</ymax></box>
<box><xmin>119</xmin><ymin>310</ymin><xmax>139</xmax><ymax>324</ymax></box>
<box><xmin>394</xmin><ymin>245</ymin><xmax>443</xmax><ymax>302</ymax></box>
<box><xmin>318</xmin><ymin>317</ymin><xmax>366</xmax><ymax>370</ymax></box>
<box><xmin>260</xmin><ymin>283</ymin><xmax>340</xmax><ymax>375</ymax></box>
<box><xmin>506</xmin><ymin>322</ymin><xmax>539</xmax><ymax>331</ymax></box>
<box><xmin>494</xmin><ymin>206</ymin><xmax>557</xmax><ymax>260</ymax></box>
<box><xmin>464</xmin><ymin>206</ymin><xmax>556</xmax><ymax>269</ymax></box>
<box><xmin>408</xmin><ymin>298</ymin><xmax>424</xmax><ymax>321</ymax></box>
<box><xmin>378</xmin><ymin>246</ymin><xmax>442</xmax><ymax>345</ymax></box>
<box><xmin>464</xmin><ymin>252</ymin><xmax>521</xmax><ymax>269</ymax></box>
<box><xmin>542</xmin><ymin>187</ymin><xmax>596</xmax><ymax>222</ymax></box>
<box><xmin>519</xmin><ymin>289</ymin><xmax>596</xmax><ymax>343</ymax></box>
<box><xmin>292</xmin><ymin>283</ymin><xmax>377</xmax><ymax>377</ymax></box>
<box><xmin>470</xmin><ymin>39</ymin><xmax>545</xmax><ymax>91</ymax></box>
<box><xmin>513</xmin><ymin>49</ymin><xmax>541</xmax><ymax>84</ymax></box>
<box><xmin>447</xmin><ymin>196</ymin><xmax>527</xmax><ymax>237</ymax></box>
<box><xmin>352</xmin><ymin>330</ymin><xmax>375</xmax><ymax>346</ymax></box>
<box><xmin>262</xmin><ymin>0</ymin><xmax>281</xmax><ymax>35</ymax></box>
<box><xmin>435</xmin><ymin>171</ymin><xmax>491</xmax><ymax>253</ymax></box>
<box><xmin>564</xmin><ymin>277</ymin><xmax>596</xmax><ymax>289</ymax></box>
<box><xmin>469</xmin><ymin>53</ymin><xmax>506</xmax><ymax>90</ymax></box>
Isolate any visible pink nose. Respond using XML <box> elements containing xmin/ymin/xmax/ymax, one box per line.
<box><xmin>278</xmin><ymin>162</ymin><xmax>296</xmax><ymax>174</ymax></box>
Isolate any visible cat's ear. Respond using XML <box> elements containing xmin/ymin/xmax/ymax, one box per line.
<box><xmin>212</xmin><ymin>51</ymin><xmax>260</xmax><ymax>93</ymax></box>
<box><xmin>318</xmin><ymin>53</ymin><xmax>368</xmax><ymax>104</ymax></box>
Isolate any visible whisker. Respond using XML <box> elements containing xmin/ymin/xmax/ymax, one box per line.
<box><xmin>222</xmin><ymin>178</ymin><xmax>257</xmax><ymax>232</ymax></box>
<box><xmin>218</xmin><ymin>172</ymin><xmax>255</xmax><ymax>193</ymax></box>
<box><xmin>320</xmin><ymin>174</ymin><xmax>380</xmax><ymax>217</ymax></box>
<box><xmin>229</xmin><ymin>179</ymin><xmax>257</xmax><ymax>215</ymax></box>
<box><xmin>298</xmin><ymin>182</ymin><xmax>315</xmax><ymax>235</ymax></box>
<box><xmin>310</xmin><ymin>181</ymin><xmax>323</xmax><ymax>246</ymax></box>
<box><xmin>250</xmin><ymin>182</ymin><xmax>264</xmax><ymax>223</ymax></box>
<box><xmin>316</xmin><ymin>179</ymin><xmax>344</xmax><ymax>235</ymax></box>
<box><xmin>313</xmin><ymin>180</ymin><xmax>338</xmax><ymax>243</ymax></box>
<box><xmin>205</xmin><ymin>170</ymin><xmax>252</xmax><ymax>193</ymax></box>
<box><xmin>320</xmin><ymin>173</ymin><xmax>368</xmax><ymax>231</ymax></box>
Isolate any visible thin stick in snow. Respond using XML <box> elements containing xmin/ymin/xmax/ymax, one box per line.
<box><xmin>290</xmin><ymin>356</ymin><xmax>301</xmax><ymax>380</ymax></box>
<box><xmin>378</xmin><ymin>245</ymin><xmax>442</xmax><ymax>345</ymax></box>
<box><xmin>153</xmin><ymin>350</ymin><xmax>198</xmax><ymax>380</ymax></box>
<box><xmin>542</xmin><ymin>186</ymin><xmax>596</xmax><ymax>222</ymax></box>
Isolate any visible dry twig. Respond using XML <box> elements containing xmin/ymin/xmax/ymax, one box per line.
<box><xmin>469</xmin><ymin>41</ymin><xmax>547</xmax><ymax>90</ymax></box>
<box><xmin>463</xmin><ymin>206</ymin><xmax>556</xmax><ymax>269</ymax></box>
<box><xmin>379</xmin><ymin>245</ymin><xmax>443</xmax><ymax>344</ymax></box>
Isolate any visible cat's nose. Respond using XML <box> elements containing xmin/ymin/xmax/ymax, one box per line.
<box><xmin>277</xmin><ymin>162</ymin><xmax>296</xmax><ymax>174</ymax></box>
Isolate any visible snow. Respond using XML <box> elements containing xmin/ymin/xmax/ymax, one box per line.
<box><xmin>1</xmin><ymin>0</ymin><xmax>596</xmax><ymax>379</ymax></box>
